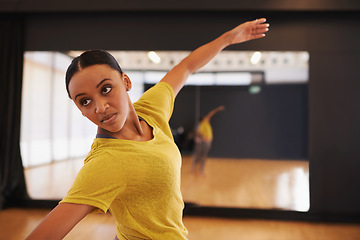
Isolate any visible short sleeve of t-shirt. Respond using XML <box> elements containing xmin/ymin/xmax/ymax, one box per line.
<box><xmin>60</xmin><ymin>150</ymin><xmax>127</xmax><ymax>213</ymax></box>
<box><xmin>134</xmin><ymin>82</ymin><xmax>175</xmax><ymax>139</ymax></box>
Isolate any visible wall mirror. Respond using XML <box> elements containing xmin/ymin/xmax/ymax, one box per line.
<box><xmin>21</xmin><ymin>50</ymin><xmax>309</xmax><ymax>212</ymax></box>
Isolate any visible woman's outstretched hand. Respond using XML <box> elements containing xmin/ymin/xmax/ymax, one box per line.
<box><xmin>160</xmin><ymin>18</ymin><xmax>269</xmax><ymax>96</ymax></box>
<box><xmin>225</xmin><ymin>18</ymin><xmax>269</xmax><ymax>45</ymax></box>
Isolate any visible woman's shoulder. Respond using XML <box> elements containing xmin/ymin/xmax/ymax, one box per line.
<box><xmin>135</xmin><ymin>82</ymin><xmax>174</xmax><ymax>106</ymax></box>
<box><xmin>134</xmin><ymin>82</ymin><xmax>174</xmax><ymax>120</ymax></box>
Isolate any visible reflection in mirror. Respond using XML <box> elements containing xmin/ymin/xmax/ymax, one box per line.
<box><xmin>21</xmin><ymin>50</ymin><xmax>309</xmax><ymax>212</ymax></box>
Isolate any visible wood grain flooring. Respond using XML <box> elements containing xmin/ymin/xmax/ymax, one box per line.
<box><xmin>180</xmin><ymin>156</ymin><xmax>309</xmax><ymax>211</ymax></box>
<box><xmin>1</xmin><ymin>208</ymin><xmax>360</xmax><ymax>240</ymax></box>
<box><xmin>24</xmin><ymin>156</ymin><xmax>309</xmax><ymax>211</ymax></box>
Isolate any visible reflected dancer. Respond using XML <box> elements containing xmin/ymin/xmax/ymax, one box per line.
<box><xmin>191</xmin><ymin>105</ymin><xmax>225</xmax><ymax>175</ymax></box>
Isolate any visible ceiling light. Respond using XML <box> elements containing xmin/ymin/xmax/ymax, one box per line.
<box><xmin>250</xmin><ymin>51</ymin><xmax>262</xmax><ymax>65</ymax></box>
<box><xmin>147</xmin><ymin>51</ymin><xmax>161</xmax><ymax>64</ymax></box>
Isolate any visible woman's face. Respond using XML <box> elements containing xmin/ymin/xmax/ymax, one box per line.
<box><xmin>68</xmin><ymin>64</ymin><xmax>131</xmax><ymax>133</ymax></box>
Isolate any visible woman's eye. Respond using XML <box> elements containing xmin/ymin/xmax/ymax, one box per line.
<box><xmin>81</xmin><ymin>99</ymin><xmax>91</xmax><ymax>107</ymax></box>
<box><xmin>102</xmin><ymin>86</ymin><xmax>112</xmax><ymax>94</ymax></box>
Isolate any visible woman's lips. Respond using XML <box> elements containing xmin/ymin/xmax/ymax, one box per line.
<box><xmin>101</xmin><ymin>113</ymin><xmax>117</xmax><ymax>123</ymax></box>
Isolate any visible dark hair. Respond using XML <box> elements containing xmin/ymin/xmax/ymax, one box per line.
<box><xmin>65</xmin><ymin>50</ymin><xmax>123</xmax><ymax>98</ymax></box>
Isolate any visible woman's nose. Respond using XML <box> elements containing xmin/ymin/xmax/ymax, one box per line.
<box><xmin>95</xmin><ymin>99</ymin><xmax>109</xmax><ymax>114</ymax></box>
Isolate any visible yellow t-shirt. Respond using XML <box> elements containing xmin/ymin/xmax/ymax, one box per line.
<box><xmin>60</xmin><ymin>82</ymin><xmax>188</xmax><ymax>240</ymax></box>
<box><xmin>198</xmin><ymin>120</ymin><xmax>213</xmax><ymax>141</ymax></box>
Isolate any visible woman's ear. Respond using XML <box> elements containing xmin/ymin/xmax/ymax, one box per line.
<box><xmin>122</xmin><ymin>73</ymin><xmax>132</xmax><ymax>91</ymax></box>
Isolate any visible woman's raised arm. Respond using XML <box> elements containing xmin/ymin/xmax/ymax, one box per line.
<box><xmin>160</xmin><ymin>18</ymin><xmax>269</xmax><ymax>96</ymax></box>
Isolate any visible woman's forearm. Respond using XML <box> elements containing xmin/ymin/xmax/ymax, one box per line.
<box><xmin>26</xmin><ymin>203</ymin><xmax>93</xmax><ymax>240</ymax></box>
<box><xmin>161</xmin><ymin>18</ymin><xmax>268</xmax><ymax>96</ymax></box>
<box><xmin>179</xmin><ymin>32</ymin><xmax>231</xmax><ymax>75</ymax></box>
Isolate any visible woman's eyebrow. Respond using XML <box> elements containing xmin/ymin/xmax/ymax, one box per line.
<box><xmin>96</xmin><ymin>78</ymin><xmax>111</xmax><ymax>88</ymax></box>
<box><xmin>74</xmin><ymin>79</ymin><xmax>111</xmax><ymax>101</ymax></box>
<box><xmin>74</xmin><ymin>93</ymin><xmax>85</xmax><ymax>101</ymax></box>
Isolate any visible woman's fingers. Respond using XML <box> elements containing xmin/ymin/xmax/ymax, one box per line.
<box><xmin>255</xmin><ymin>18</ymin><xmax>267</xmax><ymax>24</ymax></box>
<box><xmin>252</xmin><ymin>18</ymin><xmax>269</xmax><ymax>37</ymax></box>
<box><xmin>254</xmin><ymin>26</ymin><xmax>269</xmax><ymax>34</ymax></box>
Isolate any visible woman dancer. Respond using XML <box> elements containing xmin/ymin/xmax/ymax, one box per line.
<box><xmin>26</xmin><ymin>18</ymin><xmax>269</xmax><ymax>240</ymax></box>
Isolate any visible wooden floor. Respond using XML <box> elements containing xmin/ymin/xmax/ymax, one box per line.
<box><xmin>24</xmin><ymin>156</ymin><xmax>309</xmax><ymax>211</ymax></box>
<box><xmin>1</xmin><ymin>208</ymin><xmax>360</xmax><ymax>240</ymax></box>
<box><xmin>3</xmin><ymin>156</ymin><xmax>358</xmax><ymax>239</ymax></box>
<box><xmin>181</xmin><ymin>156</ymin><xmax>309</xmax><ymax>211</ymax></box>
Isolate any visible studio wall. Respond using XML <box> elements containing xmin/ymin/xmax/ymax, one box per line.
<box><xmin>169</xmin><ymin>84</ymin><xmax>308</xmax><ymax>160</ymax></box>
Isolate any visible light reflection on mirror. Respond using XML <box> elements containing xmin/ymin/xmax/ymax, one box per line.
<box><xmin>21</xmin><ymin>50</ymin><xmax>309</xmax><ymax>212</ymax></box>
